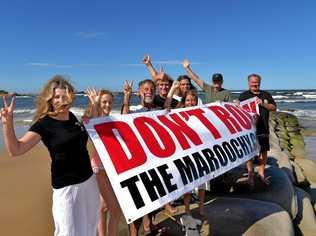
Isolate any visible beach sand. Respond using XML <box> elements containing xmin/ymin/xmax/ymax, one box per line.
<box><xmin>0</xmin><ymin>145</ymin><xmax>54</xmax><ymax>236</ymax></box>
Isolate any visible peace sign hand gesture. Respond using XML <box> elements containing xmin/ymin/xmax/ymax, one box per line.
<box><xmin>123</xmin><ymin>80</ymin><xmax>133</xmax><ymax>97</ymax></box>
<box><xmin>0</xmin><ymin>94</ymin><xmax>16</xmax><ymax>125</ymax></box>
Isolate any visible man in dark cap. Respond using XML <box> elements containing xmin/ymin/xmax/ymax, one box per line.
<box><xmin>182</xmin><ymin>59</ymin><xmax>231</xmax><ymax>103</ymax></box>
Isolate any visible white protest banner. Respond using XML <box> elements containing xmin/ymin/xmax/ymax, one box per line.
<box><xmin>240</xmin><ymin>97</ymin><xmax>260</xmax><ymax>115</ymax></box>
<box><xmin>85</xmin><ymin>100</ymin><xmax>259</xmax><ymax>223</ymax></box>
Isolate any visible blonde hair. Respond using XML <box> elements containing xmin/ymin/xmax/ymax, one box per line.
<box><xmin>33</xmin><ymin>75</ymin><xmax>76</xmax><ymax>123</ymax></box>
<box><xmin>83</xmin><ymin>89</ymin><xmax>114</xmax><ymax>118</ymax></box>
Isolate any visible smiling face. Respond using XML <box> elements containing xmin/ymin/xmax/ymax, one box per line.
<box><xmin>248</xmin><ymin>75</ymin><xmax>261</xmax><ymax>94</ymax></box>
<box><xmin>100</xmin><ymin>93</ymin><xmax>113</xmax><ymax>116</ymax></box>
<box><xmin>52</xmin><ymin>88</ymin><xmax>71</xmax><ymax>113</ymax></box>
<box><xmin>157</xmin><ymin>79</ymin><xmax>171</xmax><ymax>97</ymax></box>
<box><xmin>184</xmin><ymin>94</ymin><xmax>198</xmax><ymax>107</ymax></box>
<box><xmin>179</xmin><ymin>78</ymin><xmax>191</xmax><ymax>94</ymax></box>
<box><xmin>140</xmin><ymin>81</ymin><xmax>155</xmax><ymax>105</ymax></box>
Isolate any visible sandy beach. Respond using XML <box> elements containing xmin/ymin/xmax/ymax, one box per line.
<box><xmin>0</xmin><ymin>144</ymin><xmax>54</xmax><ymax>235</ymax></box>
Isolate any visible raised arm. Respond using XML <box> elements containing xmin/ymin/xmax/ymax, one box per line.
<box><xmin>182</xmin><ymin>59</ymin><xmax>204</xmax><ymax>89</ymax></box>
<box><xmin>143</xmin><ymin>54</ymin><xmax>159</xmax><ymax>81</ymax></box>
<box><xmin>1</xmin><ymin>95</ymin><xmax>41</xmax><ymax>157</ymax></box>
<box><xmin>164</xmin><ymin>80</ymin><xmax>180</xmax><ymax>110</ymax></box>
<box><xmin>85</xmin><ymin>88</ymin><xmax>101</xmax><ymax>118</ymax></box>
<box><xmin>121</xmin><ymin>80</ymin><xmax>133</xmax><ymax>114</ymax></box>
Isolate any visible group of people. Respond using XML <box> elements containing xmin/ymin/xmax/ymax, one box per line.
<box><xmin>0</xmin><ymin>55</ymin><xmax>276</xmax><ymax>236</ymax></box>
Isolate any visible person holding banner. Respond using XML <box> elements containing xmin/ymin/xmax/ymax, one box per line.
<box><xmin>84</xmin><ymin>88</ymin><xmax>122</xmax><ymax>236</ymax></box>
<box><xmin>0</xmin><ymin>75</ymin><xmax>99</xmax><ymax>236</ymax></box>
<box><xmin>164</xmin><ymin>81</ymin><xmax>206</xmax><ymax>217</ymax></box>
<box><xmin>182</xmin><ymin>59</ymin><xmax>232</xmax><ymax>103</ymax></box>
<box><xmin>239</xmin><ymin>74</ymin><xmax>276</xmax><ymax>185</ymax></box>
<box><xmin>122</xmin><ymin>79</ymin><xmax>172</xmax><ymax>235</ymax></box>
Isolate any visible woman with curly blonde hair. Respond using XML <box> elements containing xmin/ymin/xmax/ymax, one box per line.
<box><xmin>0</xmin><ymin>75</ymin><xmax>99</xmax><ymax>236</ymax></box>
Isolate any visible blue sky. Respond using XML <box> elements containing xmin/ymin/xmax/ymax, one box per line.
<box><xmin>0</xmin><ymin>0</ymin><xmax>315</xmax><ymax>93</ymax></box>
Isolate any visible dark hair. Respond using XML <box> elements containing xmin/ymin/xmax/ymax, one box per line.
<box><xmin>138</xmin><ymin>79</ymin><xmax>156</xmax><ymax>89</ymax></box>
<box><xmin>247</xmin><ymin>73</ymin><xmax>262</xmax><ymax>81</ymax></box>
<box><xmin>181</xmin><ymin>90</ymin><xmax>198</xmax><ymax>105</ymax></box>
<box><xmin>177</xmin><ymin>75</ymin><xmax>196</xmax><ymax>90</ymax></box>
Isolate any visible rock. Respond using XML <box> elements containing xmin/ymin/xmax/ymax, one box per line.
<box><xmin>268</xmin><ymin>149</ymin><xmax>295</xmax><ymax>183</ymax></box>
<box><xmin>295</xmin><ymin>159</ymin><xmax>316</xmax><ymax>183</ymax></box>
<box><xmin>290</xmin><ymin>161</ymin><xmax>309</xmax><ymax>188</ymax></box>
<box><xmin>290</xmin><ymin>148</ymin><xmax>306</xmax><ymax>159</ymax></box>
<box><xmin>286</xmin><ymin>126</ymin><xmax>300</xmax><ymax>132</ymax></box>
<box><xmin>288</xmin><ymin>131</ymin><xmax>302</xmax><ymax>138</ymax></box>
<box><xmin>308</xmin><ymin>183</ymin><xmax>316</xmax><ymax>212</ymax></box>
<box><xmin>230</xmin><ymin>166</ymin><xmax>298</xmax><ymax>218</ymax></box>
<box><xmin>152</xmin><ymin>197</ymin><xmax>294</xmax><ymax>236</ymax></box>
<box><xmin>289</xmin><ymin>138</ymin><xmax>305</xmax><ymax>147</ymax></box>
<box><xmin>294</xmin><ymin>187</ymin><xmax>316</xmax><ymax>235</ymax></box>
<box><xmin>276</xmin><ymin>131</ymin><xmax>290</xmax><ymax>140</ymax></box>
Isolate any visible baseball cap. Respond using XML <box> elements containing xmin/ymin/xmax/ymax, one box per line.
<box><xmin>212</xmin><ymin>73</ymin><xmax>223</xmax><ymax>81</ymax></box>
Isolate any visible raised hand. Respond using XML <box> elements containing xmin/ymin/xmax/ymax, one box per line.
<box><xmin>182</xmin><ymin>59</ymin><xmax>190</xmax><ymax>69</ymax></box>
<box><xmin>171</xmin><ymin>80</ymin><xmax>180</xmax><ymax>90</ymax></box>
<box><xmin>86</xmin><ymin>88</ymin><xmax>101</xmax><ymax>106</ymax></box>
<box><xmin>123</xmin><ymin>80</ymin><xmax>133</xmax><ymax>97</ymax></box>
<box><xmin>0</xmin><ymin>95</ymin><xmax>16</xmax><ymax>125</ymax></box>
<box><xmin>142</xmin><ymin>54</ymin><xmax>151</xmax><ymax>65</ymax></box>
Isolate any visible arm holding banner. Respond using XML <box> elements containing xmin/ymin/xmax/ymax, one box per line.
<box><xmin>256</xmin><ymin>97</ymin><xmax>276</xmax><ymax>111</ymax></box>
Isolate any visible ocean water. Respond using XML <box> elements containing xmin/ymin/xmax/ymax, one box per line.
<box><xmin>1</xmin><ymin>89</ymin><xmax>316</xmax><ymax>159</ymax></box>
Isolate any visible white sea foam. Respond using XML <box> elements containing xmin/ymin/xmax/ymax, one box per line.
<box><xmin>275</xmin><ymin>99</ymin><xmax>316</xmax><ymax>103</ymax></box>
<box><xmin>293</xmin><ymin>92</ymin><xmax>304</xmax><ymax>96</ymax></box>
<box><xmin>273</xmin><ymin>95</ymin><xmax>289</xmax><ymax>99</ymax></box>
<box><xmin>283</xmin><ymin>109</ymin><xmax>316</xmax><ymax>121</ymax></box>
<box><xmin>70</xmin><ymin>107</ymin><xmax>86</xmax><ymax>117</ymax></box>
<box><xmin>16</xmin><ymin>95</ymin><xmax>33</xmax><ymax>98</ymax></box>
<box><xmin>303</xmin><ymin>94</ymin><xmax>316</xmax><ymax>99</ymax></box>
<box><xmin>14</xmin><ymin>109</ymin><xmax>36</xmax><ymax>114</ymax></box>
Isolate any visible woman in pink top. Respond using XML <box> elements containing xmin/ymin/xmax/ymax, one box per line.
<box><xmin>85</xmin><ymin>88</ymin><xmax>122</xmax><ymax>236</ymax></box>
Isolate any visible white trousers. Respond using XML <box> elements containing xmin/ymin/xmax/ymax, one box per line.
<box><xmin>52</xmin><ymin>175</ymin><xmax>100</xmax><ymax>236</ymax></box>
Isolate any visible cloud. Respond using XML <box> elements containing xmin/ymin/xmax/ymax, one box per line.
<box><xmin>76</xmin><ymin>32</ymin><xmax>105</xmax><ymax>39</ymax></box>
<box><xmin>120</xmin><ymin>60</ymin><xmax>204</xmax><ymax>67</ymax></box>
<box><xmin>25</xmin><ymin>63</ymin><xmax>73</xmax><ymax>68</ymax></box>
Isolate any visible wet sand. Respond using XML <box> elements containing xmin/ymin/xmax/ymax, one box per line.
<box><xmin>0</xmin><ymin>144</ymin><xmax>54</xmax><ymax>235</ymax></box>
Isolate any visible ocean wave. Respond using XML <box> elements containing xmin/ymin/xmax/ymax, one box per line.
<box><xmin>303</xmin><ymin>94</ymin><xmax>316</xmax><ymax>99</ymax></box>
<box><xmin>14</xmin><ymin>109</ymin><xmax>36</xmax><ymax>114</ymax></box>
<box><xmin>273</xmin><ymin>95</ymin><xmax>289</xmax><ymax>99</ymax></box>
<box><xmin>275</xmin><ymin>99</ymin><xmax>316</xmax><ymax>103</ymax></box>
<box><xmin>16</xmin><ymin>95</ymin><xmax>33</xmax><ymax>98</ymax></box>
<box><xmin>70</xmin><ymin>107</ymin><xmax>86</xmax><ymax>117</ymax></box>
<box><xmin>284</xmin><ymin>109</ymin><xmax>316</xmax><ymax>121</ymax></box>
<box><xmin>293</xmin><ymin>92</ymin><xmax>304</xmax><ymax>96</ymax></box>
